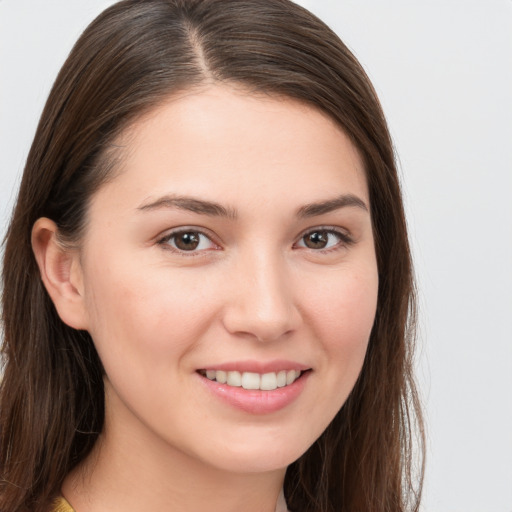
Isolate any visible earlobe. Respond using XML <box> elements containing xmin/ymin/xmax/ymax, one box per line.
<box><xmin>31</xmin><ymin>218</ymin><xmax>89</xmax><ymax>330</ymax></box>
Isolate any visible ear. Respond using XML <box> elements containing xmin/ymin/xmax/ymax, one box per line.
<box><xmin>31</xmin><ymin>218</ymin><xmax>89</xmax><ymax>330</ymax></box>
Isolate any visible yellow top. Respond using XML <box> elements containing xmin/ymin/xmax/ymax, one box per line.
<box><xmin>51</xmin><ymin>496</ymin><xmax>74</xmax><ymax>512</ymax></box>
<box><xmin>51</xmin><ymin>490</ymin><xmax>289</xmax><ymax>511</ymax></box>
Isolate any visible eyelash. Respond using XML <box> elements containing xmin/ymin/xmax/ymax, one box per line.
<box><xmin>157</xmin><ymin>228</ymin><xmax>220</xmax><ymax>257</ymax></box>
<box><xmin>156</xmin><ymin>226</ymin><xmax>353</xmax><ymax>256</ymax></box>
<box><xmin>295</xmin><ymin>227</ymin><xmax>354</xmax><ymax>253</ymax></box>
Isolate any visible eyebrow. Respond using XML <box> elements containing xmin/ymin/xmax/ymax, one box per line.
<box><xmin>138</xmin><ymin>195</ymin><xmax>237</xmax><ymax>219</ymax></box>
<box><xmin>137</xmin><ymin>193</ymin><xmax>368</xmax><ymax>219</ymax></box>
<box><xmin>296</xmin><ymin>194</ymin><xmax>369</xmax><ymax>218</ymax></box>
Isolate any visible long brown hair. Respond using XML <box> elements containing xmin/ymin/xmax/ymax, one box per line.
<box><xmin>0</xmin><ymin>1</ymin><xmax>424</xmax><ymax>511</ymax></box>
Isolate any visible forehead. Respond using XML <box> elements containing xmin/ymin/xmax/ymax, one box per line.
<box><xmin>92</xmin><ymin>85</ymin><xmax>368</xmax><ymax>214</ymax></box>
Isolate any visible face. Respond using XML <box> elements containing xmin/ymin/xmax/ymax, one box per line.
<box><xmin>76</xmin><ymin>85</ymin><xmax>378</xmax><ymax>474</ymax></box>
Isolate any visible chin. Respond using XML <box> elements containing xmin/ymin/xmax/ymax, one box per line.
<box><xmin>191</xmin><ymin>429</ymin><xmax>316</xmax><ymax>475</ymax></box>
<box><xmin>204</xmin><ymin>450</ymin><xmax>298</xmax><ymax>475</ymax></box>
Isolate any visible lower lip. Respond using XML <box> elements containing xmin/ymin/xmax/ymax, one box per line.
<box><xmin>198</xmin><ymin>371</ymin><xmax>310</xmax><ymax>414</ymax></box>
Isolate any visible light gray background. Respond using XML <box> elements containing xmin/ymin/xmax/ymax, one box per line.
<box><xmin>1</xmin><ymin>2</ymin><xmax>511</xmax><ymax>511</ymax></box>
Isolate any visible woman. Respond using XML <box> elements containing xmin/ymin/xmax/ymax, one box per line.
<box><xmin>0</xmin><ymin>1</ymin><xmax>424</xmax><ymax>511</ymax></box>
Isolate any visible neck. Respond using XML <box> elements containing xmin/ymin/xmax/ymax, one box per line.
<box><xmin>62</xmin><ymin>388</ymin><xmax>286</xmax><ymax>512</ymax></box>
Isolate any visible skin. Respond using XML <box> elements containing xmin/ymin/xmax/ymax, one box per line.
<box><xmin>33</xmin><ymin>85</ymin><xmax>378</xmax><ymax>512</ymax></box>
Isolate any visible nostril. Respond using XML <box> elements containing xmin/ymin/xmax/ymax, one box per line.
<box><xmin>222</xmin><ymin>304</ymin><xmax>301</xmax><ymax>343</ymax></box>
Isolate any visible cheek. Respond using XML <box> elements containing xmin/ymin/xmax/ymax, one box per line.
<box><xmin>82</xmin><ymin>259</ymin><xmax>217</xmax><ymax>370</ymax></box>
<box><xmin>305</xmin><ymin>263</ymin><xmax>378</xmax><ymax>382</ymax></box>
<box><xmin>82</xmin><ymin>265</ymin><xmax>217</xmax><ymax>422</ymax></box>
<box><xmin>310</xmin><ymin>266</ymin><xmax>378</xmax><ymax>339</ymax></box>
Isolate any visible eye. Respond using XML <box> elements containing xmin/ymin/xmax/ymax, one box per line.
<box><xmin>159</xmin><ymin>230</ymin><xmax>218</xmax><ymax>253</ymax></box>
<box><xmin>295</xmin><ymin>229</ymin><xmax>350</xmax><ymax>251</ymax></box>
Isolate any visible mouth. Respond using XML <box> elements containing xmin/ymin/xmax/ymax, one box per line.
<box><xmin>196</xmin><ymin>364</ymin><xmax>312</xmax><ymax>414</ymax></box>
<box><xmin>197</xmin><ymin>369</ymin><xmax>306</xmax><ymax>391</ymax></box>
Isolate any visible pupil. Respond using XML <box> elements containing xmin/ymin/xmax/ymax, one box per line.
<box><xmin>176</xmin><ymin>232</ymin><xmax>200</xmax><ymax>250</ymax></box>
<box><xmin>306</xmin><ymin>231</ymin><xmax>328</xmax><ymax>249</ymax></box>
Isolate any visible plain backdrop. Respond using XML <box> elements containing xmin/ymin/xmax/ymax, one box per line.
<box><xmin>1</xmin><ymin>1</ymin><xmax>511</xmax><ymax>511</ymax></box>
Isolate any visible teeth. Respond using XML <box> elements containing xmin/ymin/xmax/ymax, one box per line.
<box><xmin>286</xmin><ymin>370</ymin><xmax>296</xmax><ymax>385</ymax></box>
<box><xmin>241</xmin><ymin>372</ymin><xmax>260</xmax><ymax>390</ymax></box>
<box><xmin>260</xmin><ymin>372</ymin><xmax>277</xmax><ymax>391</ymax></box>
<box><xmin>203</xmin><ymin>369</ymin><xmax>303</xmax><ymax>390</ymax></box>
<box><xmin>227</xmin><ymin>371</ymin><xmax>242</xmax><ymax>387</ymax></box>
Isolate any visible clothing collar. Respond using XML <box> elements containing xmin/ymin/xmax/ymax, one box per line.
<box><xmin>53</xmin><ymin>491</ymin><xmax>289</xmax><ymax>512</ymax></box>
<box><xmin>275</xmin><ymin>488</ymin><xmax>290</xmax><ymax>512</ymax></box>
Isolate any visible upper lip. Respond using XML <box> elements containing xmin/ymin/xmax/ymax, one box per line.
<box><xmin>198</xmin><ymin>360</ymin><xmax>311</xmax><ymax>374</ymax></box>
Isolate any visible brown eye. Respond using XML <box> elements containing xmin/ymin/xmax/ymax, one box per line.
<box><xmin>297</xmin><ymin>229</ymin><xmax>347</xmax><ymax>251</ymax></box>
<box><xmin>303</xmin><ymin>231</ymin><xmax>329</xmax><ymax>249</ymax></box>
<box><xmin>161</xmin><ymin>230</ymin><xmax>217</xmax><ymax>253</ymax></box>
<box><xmin>174</xmin><ymin>232</ymin><xmax>200</xmax><ymax>250</ymax></box>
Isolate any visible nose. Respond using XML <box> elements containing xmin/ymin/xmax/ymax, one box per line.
<box><xmin>222</xmin><ymin>250</ymin><xmax>301</xmax><ymax>342</ymax></box>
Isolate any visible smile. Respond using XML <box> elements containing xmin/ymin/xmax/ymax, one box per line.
<box><xmin>198</xmin><ymin>369</ymin><xmax>302</xmax><ymax>390</ymax></box>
